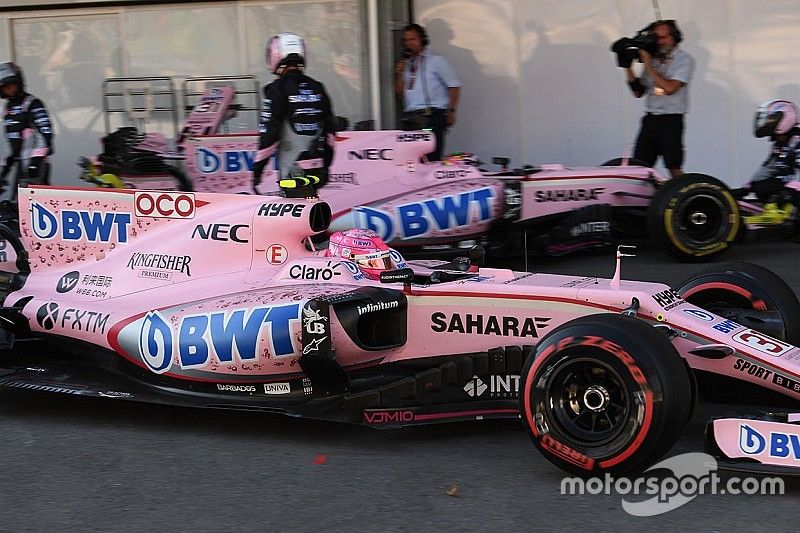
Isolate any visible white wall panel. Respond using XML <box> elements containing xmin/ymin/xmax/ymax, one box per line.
<box><xmin>416</xmin><ymin>0</ymin><xmax>800</xmax><ymax>185</ymax></box>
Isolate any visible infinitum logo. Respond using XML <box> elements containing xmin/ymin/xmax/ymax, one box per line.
<box><xmin>464</xmin><ymin>376</ymin><xmax>487</xmax><ymax>397</ymax></box>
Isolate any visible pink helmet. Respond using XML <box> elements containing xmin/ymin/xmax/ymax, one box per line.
<box><xmin>266</xmin><ymin>33</ymin><xmax>306</xmax><ymax>75</ymax></box>
<box><xmin>754</xmin><ymin>99</ymin><xmax>799</xmax><ymax>138</ymax></box>
<box><xmin>327</xmin><ymin>229</ymin><xmax>399</xmax><ymax>280</ymax></box>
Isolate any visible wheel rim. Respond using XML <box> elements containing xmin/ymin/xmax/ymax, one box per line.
<box><xmin>675</xmin><ymin>193</ymin><xmax>728</xmax><ymax>245</ymax></box>
<box><xmin>544</xmin><ymin>357</ymin><xmax>632</xmax><ymax>447</ymax></box>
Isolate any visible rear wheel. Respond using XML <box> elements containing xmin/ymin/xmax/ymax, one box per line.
<box><xmin>648</xmin><ymin>173</ymin><xmax>740</xmax><ymax>261</ymax></box>
<box><xmin>519</xmin><ymin>313</ymin><xmax>692</xmax><ymax>476</ymax></box>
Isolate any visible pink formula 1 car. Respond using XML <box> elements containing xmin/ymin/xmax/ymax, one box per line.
<box><xmin>0</xmin><ymin>184</ymin><xmax>798</xmax><ymax>475</ymax></box>
<box><xmin>84</xmin><ymin>78</ymin><xmax>798</xmax><ymax>262</ymax></box>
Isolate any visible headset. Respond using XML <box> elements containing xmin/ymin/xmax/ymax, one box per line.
<box><xmin>652</xmin><ymin>19</ymin><xmax>682</xmax><ymax>44</ymax></box>
<box><xmin>404</xmin><ymin>23</ymin><xmax>429</xmax><ymax>46</ymax></box>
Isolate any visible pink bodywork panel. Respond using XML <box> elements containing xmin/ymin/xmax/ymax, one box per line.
<box><xmin>713</xmin><ymin>418</ymin><xmax>800</xmax><ymax>467</ymax></box>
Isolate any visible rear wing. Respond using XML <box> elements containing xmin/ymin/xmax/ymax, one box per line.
<box><xmin>101</xmin><ymin>75</ymin><xmax>261</xmax><ymax>139</ymax></box>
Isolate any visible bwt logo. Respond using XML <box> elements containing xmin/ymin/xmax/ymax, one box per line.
<box><xmin>197</xmin><ymin>147</ymin><xmax>255</xmax><ymax>173</ymax></box>
<box><xmin>354</xmin><ymin>187</ymin><xmax>495</xmax><ymax>241</ymax></box>
<box><xmin>347</xmin><ymin>148</ymin><xmax>393</xmax><ymax>161</ymax></box>
<box><xmin>138</xmin><ymin>303</ymin><xmax>301</xmax><ymax>374</ymax></box>
<box><xmin>135</xmin><ymin>192</ymin><xmax>195</xmax><ymax>219</ymax></box>
<box><xmin>740</xmin><ymin>423</ymin><xmax>800</xmax><ymax>459</ymax></box>
<box><xmin>31</xmin><ymin>202</ymin><xmax>131</xmax><ymax>243</ymax></box>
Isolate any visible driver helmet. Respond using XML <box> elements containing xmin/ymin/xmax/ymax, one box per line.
<box><xmin>266</xmin><ymin>33</ymin><xmax>306</xmax><ymax>75</ymax></box>
<box><xmin>443</xmin><ymin>151</ymin><xmax>481</xmax><ymax>167</ymax></box>
<box><xmin>754</xmin><ymin>99</ymin><xmax>799</xmax><ymax>138</ymax></box>
<box><xmin>327</xmin><ymin>229</ymin><xmax>399</xmax><ymax>280</ymax></box>
<box><xmin>0</xmin><ymin>62</ymin><xmax>24</xmax><ymax>97</ymax></box>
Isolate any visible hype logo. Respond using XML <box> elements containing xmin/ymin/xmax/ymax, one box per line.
<box><xmin>739</xmin><ymin>423</ymin><xmax>766</xmax><ymax>454</ymax></box>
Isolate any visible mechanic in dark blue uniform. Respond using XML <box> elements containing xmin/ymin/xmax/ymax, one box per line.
<box><xmin>0</xmin><ymin>62</ymin><xmax>54</xmax><ymax>198</ymax></box>
<box><xmin>252</xmin><ymin>33</ymin><xmax>337</xmax><ymax>193</ymax></box>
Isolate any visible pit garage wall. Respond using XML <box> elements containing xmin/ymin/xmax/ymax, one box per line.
<box><xmin>0</xmin><ymin>2</ymin><xmax>367</xmax><ymax>186</ymax></box>
<box><xmin>415</xmin><ymin>0</ymin><xmax>800</xmax><ymax>185</ymax></box>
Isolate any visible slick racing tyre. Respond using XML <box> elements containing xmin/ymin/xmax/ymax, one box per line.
<box><xmin>519</xmin><ymin>313</ymin><xmax>692</xmax><ymax>476</ymax></box>
<box><xmin>648</xmin><ymin>173</ymin><xmax>740</xmax><ymax>261</ymax></box>
<box><xmin>676</xmin><ymin>261</ymin><xmax>800</xmax><ymax>345</ymax></box>
<box><xmin>600</xmin><ymin>157</ymin><xmax>650</xmax><ymax>167</ymax></box>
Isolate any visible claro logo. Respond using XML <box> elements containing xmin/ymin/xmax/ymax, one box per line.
<box><xmin>347</xmin><ymin>149</ymin><xmax>393</xmax><ymax>161</ymax></box>
<box><xmin>135</xmin><ymin>192</ymin><xmax>196</xmax><ymax>219</ymax></box>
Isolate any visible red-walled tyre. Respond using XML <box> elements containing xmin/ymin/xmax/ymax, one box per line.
<box><xmin>519</xmin><ymin>313</ymin><xmax>692</xmax><ymax>476</ymax></box>
<box><xmin>675</xmin><ymin>261</ymin><xmax>800</xmax><ymax>345</ymax></box>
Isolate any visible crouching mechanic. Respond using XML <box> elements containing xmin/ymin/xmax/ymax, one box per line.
<box><xmin>747</xmin><ymin>99</ymin><xmax>800</xmax><ymax>203</ymax></box>
<box><xmin>252</xmin><ymin>33</ymin><xmax>338</xmax><ymax>194</ymax></box>
<box><xmin>326</xmin><ymin>229</ymin><xmax>407</xmax><ymax>280</ymax></box>
<box><xmin>0</xmin><ymin>62</ymin><xmax>54</xmax><ymax>198</ymax></box>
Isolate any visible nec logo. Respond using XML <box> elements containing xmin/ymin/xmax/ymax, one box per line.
<box><xmin>191</xmin><ymin>223</ymin><xmax>249</xmax><ymax>243</ymax></box>
<box><xmin>347</xmin><ymin>149</ymin><xmax>393</xmax><ymax>160</ymax></box>
<box><xmin>135</xmin><ymin>192</ymin><xmax>195</xmax><ymax>219</ymax></box>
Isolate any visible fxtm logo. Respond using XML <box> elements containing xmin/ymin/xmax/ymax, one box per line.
<box><xmin>31</xmin><ymin>202</ymin><xmax>131</xmax><ymax>243</ymax></box>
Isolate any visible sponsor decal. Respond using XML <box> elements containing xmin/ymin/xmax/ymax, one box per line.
<box><xmin>570</xmin><ymin>221</ymin><xmax>610</xmax><ymax>237</ymax></box>
<box><xmin>431</xmin><ymin>312</ymin><xmax>550</xmax><ymax>338</ymax></box>
<box><xmin>288</xmin><ymin>93</ymin><xmax>322</xmax><ymax>103</ymax></box>
<box><xmin>137</xmin><ymin>303</ymin><xmax>301</xmax><ymax>374</ymax></box>
<box><xmin>464</xmin><ymin>374</ymin><xmax>520</xmax><ymax>398</ymax></box>
<box><xmin>347</xmin><ymin>148</ymin><xmax>393</xmax><ymax>161</ymax></box>
<box><xmin>560</xmin><ymin>276</ymin><xmax>596</xmax><ymax>288</ymax></box>
<box><xmin>534</xmin><ymin>188</ymin><xmax>605</xmax><ymax>202</ymax></box>
<box><xmin>192</xmin><ymin>223</ymin><xmax>249</xmax><ymax>243</ymax></box>
<box><xmin>266</xmin><ymin>244</ymin><xmax>288</xmax><ymax>265</ymax></box>
<box><xmin>0</xmin><ymin>239</ymin><xmax>7</xmax><ymax>262</ymax></box>
<box><xmin>196</xmin><ymin>147</ymin><xmax>255</xmax><ymax>174</ymax></box>
<box><xmin>134</xmin><ymin>192</ymin><xmax>195</xmax><ymax>219</ymax></box>
<box><xmin>35</xmin><ymin>302</ymin><xmax>109</xmax><ymax>334</ymax></box>
<box><xmin>56</xmin><ymin>271</ymin><xmax>80</xmax><ymax>293</ymax></box>
<box><xmin>434</xmin><ymin>168</ymin><xmax>469</xmax><ymax>179</ymax></box>
<box><xmin>216</xmin><ymin>383</ymin><xmax>257</xmax><ymax>393</ymax></box>
<box><xmin>733</xmin><ymin>329</ymin><xmax>793</xmax><ymax>357</ymax></box>
<box><xmin>342</xmin><ymin>260</ymin><xmax>364</xmax><ymax>280</ymax></box>
<box><xmin>684</xmin><ymin>308</ymin><xmax>715</xmax><ymax>321</ymax></box>
<box><xmin>301</xmin><ymin>377</ymin><xmax>313</xmax><ymax>396</ymax></box>
<box><xmin>98</xmin><ymin>391</ymin><xmax>133</xmax><ymax>398</ymax></box>
<box><xmin>31</xmin><ymin>202</ymin><xmax>131</xmax><ymax>243</ymax></box>
<box><xmin>354</xmin><ymin>186</ymin><xmax>495</xmax><ymax>241</ymax></box>
<box><xmin>357</xmin><ymin>301</ymin><xmax>399</xmax><ymax>316</ymax></box>
<box><xmin>127</xmin><ymin>253</ymin><xmax>191</xmax><ymax>276</ymax></box>
<box><xmin>732</xmin><ymin>358</ymin><xmax>800</xmax><ymax>392</ymax></box>
<box><xmin>364</xmin><ymin>410</ymin><xmax>415</xmax><ymax>424</ymax></box>
<box><xmin>258</xmin><ymin>203</ymin><xmax>304</xmax><ymax>218</ymax></box>
<box><xmin>289</xmin><ymin>262</ymin><xmax>342</xmax><ymax>281</ymax></box>
<box><xmin>263</xmin><ymin>382</ymin><xmax>291</xmax><ymax>395</ymax></box>
<box><xmin>328</xmin><ymin>172</ymin><xmax>358</xmax><ymax>185</ymax></box>
<box><xmin>396</xmin><ymin>132</ymin><xmax>432</xmax><ymax>143</ymax></box>
<box><xmin>652</xmin><ymin>289</ymin><xmax>684</xmax><ymax>310</ymax></box>
<box><xmin>301</xmin><ymin>302</ymin><xmax>330</xmax><ymax>356</ymax></box>
<box><xmin>740</xmin><ymin>423</ymin><xmax>800</xmax><ymax>459</ymax></box>
<box><xmin>713</xmin><ymin>318</ymin><xmax>741</xmax><ymax>334</ymax></box>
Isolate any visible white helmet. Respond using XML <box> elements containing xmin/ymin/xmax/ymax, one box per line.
<box><xmin>266</xmin><ymin>33</ymin><xmax>306</xmax><ymax>75</ymax></box>
<box><xmin>754</xmin><ymin>99</ymin><xmax>799</xmax><ymax>138</ymax></box>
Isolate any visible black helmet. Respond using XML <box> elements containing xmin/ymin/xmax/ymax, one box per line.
<box><xmin>0</xmin><ymin>62</ymin><xmax>24</xmax><ymax>92</ymax></box>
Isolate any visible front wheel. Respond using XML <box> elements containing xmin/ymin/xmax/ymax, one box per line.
<box><xmin>648</xmin><ymin>173</ymin><xmax>740</xmax><ymax>261</ymax></box>
<box><xmin>519</xmin><ymin>313</ymin><xmax>692</xmax><ymax>476</ymax></box>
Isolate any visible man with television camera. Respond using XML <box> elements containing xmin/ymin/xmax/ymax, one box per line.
<box><xmin>614</xmin><ymin>20</ymin><xmax>695</xmax><ymax>178</ymax></box>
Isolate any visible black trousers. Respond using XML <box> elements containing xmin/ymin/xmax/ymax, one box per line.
<box><xmin>400</xmin><ymin>108</ymin><xmax>448</xmax><ymax>161</ymax></box>
<box><xmin>634</xmin><ymin>113</ymin><xmax>684</xmax><ymax>169</ymax></box>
